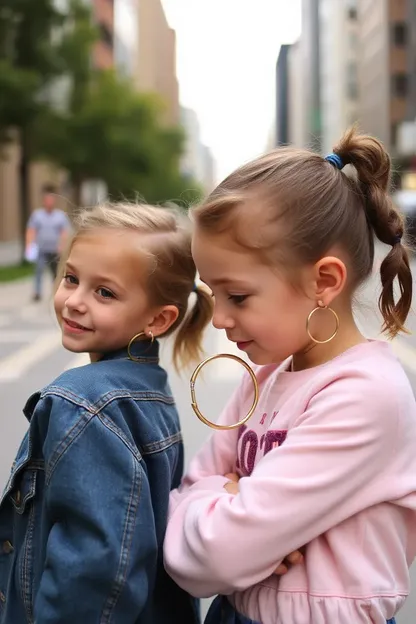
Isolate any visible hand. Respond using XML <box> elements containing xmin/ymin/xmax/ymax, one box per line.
<box><xmin>223</xmin><ymin>472</ymin><xmax>240</xmax><ymax>495</ymax></box>
<box><xmin>274</xmin><ymin>548</ymin><xmax>304</xmax><ymax>575</ymax></box>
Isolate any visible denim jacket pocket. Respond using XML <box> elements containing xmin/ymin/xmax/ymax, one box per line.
<box><xmin>9</xmin><ymin>469</ymin><xmax>37</xmax><ymax>515</ymax></box>
<box><xmin>1</xmin><ymin>466</ymin><xmax>42</xmax><ymax>624</ymax></box>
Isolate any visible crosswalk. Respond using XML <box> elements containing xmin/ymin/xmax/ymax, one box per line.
<box><xmin>0</xmin><ymin>300</ymin><xmax>89</xmax><ymax>383</ymax></box>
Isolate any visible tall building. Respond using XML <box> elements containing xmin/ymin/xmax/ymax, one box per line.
<box><xmin>319</xmin><ymin>0</ymin><xmax>359</xmax><ymax>155</ymax></box>
<box><xmin>114</xmin><ymin>0</ymin><xmax>138</xmax><ymax>77</ymax></box>
<box><xmin>275</xmin><ymin>0</ymin><xmax>320</xmax><ymax>150</ymax></box>
<box><xmin>287</xmin><ymin>41</ymin><xmax>307</xmax><ymax>147</ymax></box>
<box><xmin>136</xmin><ymin>0</ymin><xmax>180</xmax><ymax>126</ymax></box>
<box><xmin>301</xmin><ymin>0</ymin><xmax>321</xmax><ymax>151</ymax></box>
<box><xmin>275</xmin><ymin>45</ymin><xmax>290</xmax><ymax>146</ymax></box>
<box><xmin>180</xmin><ymin>106</ymin><xmax>216</xmax><ymax>193</ymax></box>
<box><xmin>407</xmin><ymin>0</ymin><xmax>416</xmax><ymax>122</ymax></box>
<box><xmin>357</xmin><ymin>0</ymin><xmax>408</xmax><ymax>153</ymax></box>
<box><xmin>91</xmin><ymin>0</ymin><xmax>115</xmax><ymax>69</ymax></box>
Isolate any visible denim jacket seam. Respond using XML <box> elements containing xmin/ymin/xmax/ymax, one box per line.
<box><xmin>43</xmin><ymin>387</ymin><xmax>175</xmax><ymax>412</ymax></box>
<box><xmin>95</xmin><ymin>391</ymin><xmax>175</xmax><ymax>412</ymax></box>
<box><xmin>141</xmin><ymin>431</ymin><xmax>183</xmax><ymax>455</ymax></box>
<box><xmin>21</xmin><ymin>497</ymin><xmax>36</xmax><ymax>624</ymax></box>
<box><xmin>97</xmin><ymin>413</ymin><xmax>142</xmax><ymax>462</ymax></box>
<box><xmin>46</xmin><ymin>409</ymin><xmax>96</xmax><ymax>485</ymax></box>
<box><xmin>42</xmin><ymin>387</ymin><xmax>96</xmax><ymax>413</ymax></box>
<box><xmin>101</xmin><ymin>454</ymin><xmax>142</xmax><ymax>621</ymax></box>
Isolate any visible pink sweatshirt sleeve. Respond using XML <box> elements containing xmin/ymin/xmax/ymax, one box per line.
<box><xmin>164</xmin><ymin>374</ymin><xmax>400</xmax><ymax>598</ymax></box>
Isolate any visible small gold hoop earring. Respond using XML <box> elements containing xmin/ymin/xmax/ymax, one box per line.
<box><xmin>306</xmin><ymin>303</ymin><xmax>339</xmax><ymax>344</ymax></box>
<box><xmin>190</xmin><ymin>354</ymin><xmax>259</xmax><ymax>430</ymax></box>
<box><xmin>127</xmin><ymin>331</ymin><xmax>154</xmax><ymax>361</ymax></box>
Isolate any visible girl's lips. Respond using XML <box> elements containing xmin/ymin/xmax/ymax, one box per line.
<box><xmin>63</xmin><ymin>318</ymin><xmax>92</xmax><ymax>333</ymax></box>
<box><xmin>236</xmin><ymin>340</ymin><xmax>253</xmax><ymax>351</ymax></box>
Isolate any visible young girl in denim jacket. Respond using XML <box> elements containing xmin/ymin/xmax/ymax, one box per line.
<box><xmin>164</xmin><ymin>129</ymin><xmax>416</xmax><ymax>624</ymax></box>
<box><xmin>0</xmin><ymin>203</ymin><xmax>212</xmax><ymax>624</ymax></box>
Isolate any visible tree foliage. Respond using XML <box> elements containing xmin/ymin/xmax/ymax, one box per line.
<box><xmin>0</xmin><ymin>0</ymin><xmax>199</xmax><ymax>247</ymax></box>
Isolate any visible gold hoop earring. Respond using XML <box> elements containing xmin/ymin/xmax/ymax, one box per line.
<box><xmin>190</xmin><ymin>354</ymin><xmax>259</xmax><ymax>430</ymax></box>
<box><xmin>306</xmin><ymin>303</ymin><xmax>339</xmax><ymax>344</ymax></box>
<box><xmin>127</xmin><ymin>331</ymin><xmax>154</xmax><ymax>361</ymax></box>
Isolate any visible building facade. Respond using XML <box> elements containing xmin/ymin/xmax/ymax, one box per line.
<box><xmin>114</xmin><ymin>0</ymin><xmax>138</xmax><ymax>77</ymax></box>
<box><xmin>135</xmin><ymin>0</ymin><xmax>179</xmax><ymax>126</ymax></box>
<box><xmin>275</xmin><ymin>45</ymin><xmax>290</xmax><ymax>146</ymax></box>
<box><xmin>287</xmin><ymin>41</ymin><xmax>307</xmax><ymax>147</ymax></box>
<box><xmin>180</xmin><ymin>106</ymin><xmax>215</xmax><ymax>193</ymax></box>
<box><xmin>357</xmin><ymin>0</ymin><xmax>409</xmax><ymax>153</ymax></box>
<box><xmin>319</xmin><ymin>0</ymin><xmax>359</xmax><ymax>155</ymax></box>
<box><xmin>301</xmin><ymin>0</ymin><xmax>321</xmax><ymax>151</ymax></box>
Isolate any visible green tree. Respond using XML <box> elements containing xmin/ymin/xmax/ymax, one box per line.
<box><xmin>33</xmin><ymin>0</ymin><xmax>201</xmax><ymax>207</ymax></box>
<box><xmin>0</xmin><ymin>0</ymin><xmax>65</xmax><ymax>247</ymax></box>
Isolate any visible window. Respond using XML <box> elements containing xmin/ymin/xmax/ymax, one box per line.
<box><xmin>392</xmin><ymin>73</ymin><xmax>409</xmax><ymax>98</ymax></box>
<box><xmin>99</xmin><ymin>22</ymin><xmax>113</xmax><ymax>47</ymax></box>
<box><xmin>392</xmin><ymin>23</ymin><xmax>407</xmax><ymax>46</ymax></box>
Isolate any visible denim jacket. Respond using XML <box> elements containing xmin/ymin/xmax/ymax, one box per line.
<box><xmin>0</xmin><ymin>341</ymin><xmax>199</xmax><ymax>624</ymax></box>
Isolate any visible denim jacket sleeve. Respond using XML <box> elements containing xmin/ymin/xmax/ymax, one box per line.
<box><xmin>35</xmin><ymin>395</ymin><xmax>157</xmax><ymax>623</ymax></box>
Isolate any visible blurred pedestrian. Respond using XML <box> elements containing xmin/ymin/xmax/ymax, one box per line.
<box><xmin>25</xmin><ymin>184</ymin><xmax>71</xmax><ymax>301</ymax></box>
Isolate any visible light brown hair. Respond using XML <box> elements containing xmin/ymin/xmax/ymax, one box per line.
<box><xmin>193</xmin><ymin>127</ymin><xmax>412</xmax><ymax>338</ymax></box>
<box><xmin>59</xmin><ymin>202</ymin><xmax>213</xmax><ymax>369</ymax></box>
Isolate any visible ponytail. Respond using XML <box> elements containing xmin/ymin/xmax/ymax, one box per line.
<box><xmin>172</xmin><ymin>286</ymin><xmax>214</xmax><ymax>372</ymax></box>
<box><xmin>333</xmin><ymin>127</ymin><xmax>413</xmax><ymax>337</ymax></box>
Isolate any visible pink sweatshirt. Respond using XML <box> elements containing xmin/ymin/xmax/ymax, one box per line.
<box><xmin>164</xmin><ymin>341</ymin><xmax>416</xmax><ymax>624</ymax></box>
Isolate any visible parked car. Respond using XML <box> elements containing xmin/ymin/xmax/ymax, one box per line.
<box><xmin>393</xmin><ymin>189</ymin><xmax>416</xmax><ymax>244</ymax></box>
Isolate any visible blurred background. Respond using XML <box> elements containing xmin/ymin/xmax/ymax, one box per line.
<box><xmin>0</xmin><ymin>1</ymin><xmax>415</xmax><ymax>621</ymax></box>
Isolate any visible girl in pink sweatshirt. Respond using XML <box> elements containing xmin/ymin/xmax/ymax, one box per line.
<box><xmin>163</xmin><ymin>128</ymin><xmax>416</xmax><ymax>624</ymax></box>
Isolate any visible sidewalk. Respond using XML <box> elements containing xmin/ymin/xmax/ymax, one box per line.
<box><xmin>0</xmin><ymin>241</ymin><xmax>20</xmax><ymax>267</ymax></box>
<box><xmin>0</xmin><ymin>277</ymin><xmax>33</xmax><ymax>309</ymax></box>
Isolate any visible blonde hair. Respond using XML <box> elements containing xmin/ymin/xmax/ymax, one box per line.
<box><xmin>193</xmin><ymin>127</ymin><xmax>413</xmax><ymax>338</ymax></box>
<box><xmin>59</xmin><ymin>202</ymin><xmax>213</xmax><ymax>369</ymax></box>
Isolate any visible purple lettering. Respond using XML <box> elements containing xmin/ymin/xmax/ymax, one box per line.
<box><xmin>263</xmin><ymin>430</ymin><xmax>287</xmax><ymax>456</ymax></box>
<box><xmin>236</xmin><ymin>425</ymin><xmax>247</xmax><ymax>471</ymax></box>
<box><xmin>239</xmin><ymin>430</ymin><xmax>258</xmax><ymax>476</ymax></box>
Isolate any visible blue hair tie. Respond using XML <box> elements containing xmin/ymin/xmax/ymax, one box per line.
<box><xmin>325</xmin><ymin>153</ymin><xmax>344</xmax><ymax>170</ymax></box>
<box><xmin>193</xmin><ymin>283</ymin><xmax>198</xmax><ymax>293</ymax></box>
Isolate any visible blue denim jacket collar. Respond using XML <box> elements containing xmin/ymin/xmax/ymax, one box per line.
<box><xmin>98</xmin><ymin>338</ymin><xmax>159</xmax><ymax>364</ymax></box>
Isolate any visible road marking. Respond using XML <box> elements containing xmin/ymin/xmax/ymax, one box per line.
<box><xmin>0</xmin><ymin>330</ymin><xmax>57</xmax><ymax>343</ymax></box>
<box><xmin>0</xmin><ymin>330</ymin><xmax>60</xmax><ymax>382</ymax></box>
<box><xmin>19</xmin><ymin>303</ymin><xmax>56</xmax><ymax>325</ymax></box>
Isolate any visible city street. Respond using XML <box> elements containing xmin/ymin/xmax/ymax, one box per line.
<box><xmin>1</xmin><ymin>262</ymin><xmax>416</xmax><ymax>622</ymax></box>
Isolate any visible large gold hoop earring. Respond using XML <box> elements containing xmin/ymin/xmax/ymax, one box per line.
<box><xmin>190</xmin><ymin>354</ymin><xmax>259</xmax><ymax>430</ymax></box>
<box><xmin>127</xmin><ymin>331</ymin><xmax>154</xmax><ymax>361</ymax></box>
<box><xmin>306</xmin><ymin>303</ymin><xmax>339</xmax><ymax>344</ymax></box>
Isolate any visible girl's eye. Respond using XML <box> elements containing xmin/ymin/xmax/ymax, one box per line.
<box><xmin>64</xmin><ymin>274</ymin><xmax>77</xmax><ymax>285</ymax></box>
<box><xmin>97</xmin><ymin>287</ymin><xmax>115</xmax><ymax>299</ymax></box>
<box><xmin>228</xmin><ymin>294</ymin><xmax>248</xmax><ymax>305</ymax></box>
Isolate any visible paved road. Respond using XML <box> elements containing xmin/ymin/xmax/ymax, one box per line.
<box><xmin>0</xmin><ymin>266</ymin><xmax>416</xmax><ymax>622</ymax></box>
